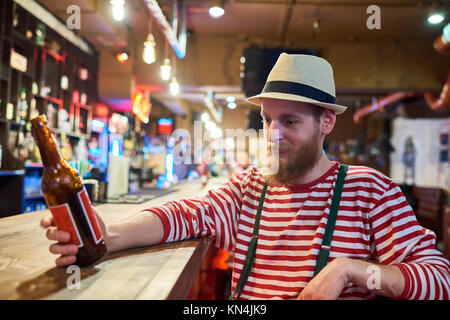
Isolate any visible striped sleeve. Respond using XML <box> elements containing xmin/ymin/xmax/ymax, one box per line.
<box><xmin>368</xmin><ymin>181</ymin><xmax>450</xmax><ymax>300</ymax></box>
<box><xmin>142</xmin><ymin>170</ymin><xmax>249</xmax><ymax>251</ymax></box>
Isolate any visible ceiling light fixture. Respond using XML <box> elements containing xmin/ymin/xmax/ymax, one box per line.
<box><xmin>427</xmin><ymin>3</ymin><xmax>445</xmax><ymax>25</ymax></box>
<box><xmin>160</xmin><ymin>42</ymin><xmax>172</xmax><ymax>81</ymax></box>
<box><xmin>211</xmin><ymin>126</ymin><xmax>223</xmax><ymax>139</ymax></box>
<box><xmin>313</xmin><ymin>19</ymin><xmax>320</xmax><ymax>32</ymax></box>
<box><xmin>160</xmin><ymin>58</ymin><xmax>172</xmax><ymax>81</ymax></box>
<box><xmin>170</xmin><ymin>77</ymin><xmax>180</xmax><ymax>96</ymax></box>
<box><xmin>205</xmin><ymin>120</ymin><xmax>216</xmax><ymax>131</ymax></box>
<box><xmin>227</xmin><ymin>102</ymin><xmax>237</xmax><ymax>109</ymax></box>
<box><xmin>116</xmin><ymin>51</ymin><xmax>129</xmax><ymax>63</ymax></box>
<box><xmin>111</xmin><ymin>0</ymin><xmax>125</xmax><ymax>22</ymax></box>
<box><xmin>209</xmin><ymin>0</ymin><xmax>225</xmax><ymax>18</ymax></box>
<box><xmin>201</xmin><ymin>112</ymin><xmax>210</xmax><ymax>122</ymax></box>
<box><xmin>143</xmin><ymin>18</ymin><xmax>156</xmax><ymax>64</ymax></box>
<box><xmin>143</xmin><ymin>34</ymin><xmax>156</xmax><ymax>64</ymax></box>
<box><xmin>169</xmin><ymin>56</ymin><xmax>180</xmax><ymax>95</ymax></box>
<box><xmin>226</xmin><ymin>96</ymin><xmax>235</xmax><ymax>103</ymax></box>
<box><xmin>428</xmin><ymin>13</ymin><xmax>445</xmax><ymax>24</ymax></box>
<box><xmin>443</xmin><ymin>23</ymin><xmax>450</xmax><ymax>42</ymax></box>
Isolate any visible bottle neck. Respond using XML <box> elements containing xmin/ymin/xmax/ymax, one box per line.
<box><xmin>31</xmin><ymin>120</ymin><xmax>65</xmax><ymax>168</ymax></box>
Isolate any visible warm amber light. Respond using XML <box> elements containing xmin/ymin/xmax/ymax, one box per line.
<box><xmin>160</xmin><ymin>58</ymin><xmax>172</xmax><ymax>81</ymax></box>
<box><xmin>116</xmin><ymin>52</ymin><xmax>129</xmax><ymax>63</ymax></box>
<box><xmin>143</xmin><ymin>34</ymin><xmax>156</xmax><ymax>64</ymax></box>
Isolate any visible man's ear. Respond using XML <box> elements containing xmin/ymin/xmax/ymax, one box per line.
<box><xmin>320</xmin><ymin>109</ymin><xmax>336</xmax><ymax>134</ymax></box>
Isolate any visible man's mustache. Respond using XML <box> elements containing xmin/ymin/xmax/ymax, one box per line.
<box><xmin>268</xmin><ymin>142</ymin><xmax>294</xmax><ymax>152</ymax></box>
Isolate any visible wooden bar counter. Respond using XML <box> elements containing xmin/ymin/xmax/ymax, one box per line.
<box><xmin>0</xmin><ymin>178</ymin><xmax>228</xmax><ymax>300</ymax></box>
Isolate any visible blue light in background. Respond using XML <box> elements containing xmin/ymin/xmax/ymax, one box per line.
<box><xmin>111</xmin><ymin>139</ymin><xmax>121</xmax><ymax>157</ymax></box>
<box><xmin>158</xmin><ymin>118</ymin><xmax>173</xmax><ymax>125</ymax></box>
<box><xmin>91</xmin><ymin>119</ymin><xmax>106</xmax><ymax>131</ymax></box>
<box><xmin>89</xmin><ymin>147</ymin><xmax>101</xmax><ymax>155</ymax></box>
<box><xmin>148</xmin><ymin>145</ymin><xmax>165</xmax><ymax>154</ymax></box>
<box><xmin>166</xmin><ymin>152</ymin><xmax>174</xmax><ymax>181</ymax></box>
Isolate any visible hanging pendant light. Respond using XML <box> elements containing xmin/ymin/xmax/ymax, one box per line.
<box><xmin>427</xmin><ymin>3</ymin><xmax>446</xmax><ymax>25</ymax></box>
<box><xmin>169</xmin><ymin>77</ymin><xmax>180</xmax><ymax>96</ymax></box>
<box><xmin>111</xmin><ymin>0</ymin><xmax>125</xmax><ymax>21</ymax></box>
<box><xmin>160</xmin><ymin>58</ymin><xmax>172</xmax><ymax>81</ymax></box>
<box><xmin>143</xmin><ymin>34</ymin><xmax>156</xmax><ymax>64</ymax></box>
<box><xmin>209</xmin><ymin>0</ymin><xmax>225</xmax><ymax>18</ymax></box>
<box><xmin>116</xmin><ymin>51</ymin><xmax>129</xmax><ymax>63</ymax></box>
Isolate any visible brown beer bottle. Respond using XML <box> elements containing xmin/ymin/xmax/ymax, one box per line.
<box><xmin>31</xmin><ymin>115</ymin><xmax>106</xmax><ymax>266</ymax></box>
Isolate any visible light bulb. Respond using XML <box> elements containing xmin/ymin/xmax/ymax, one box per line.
<box><xmin>428</xmin><ymin>13</ymin><xmax>445</xmax><ymax>25</ymax></box>
<box><xmin>211</xmin><ymin>127</ymin><xmax>223</xmax><ymax>139</ymax></box>
<box><xmin>111</xmin><ymin>0</ymin><xmax>125</xmax><ymax>21</ymax></box>
<box><xmin>143</xmin><ymin>34</ymin><xmax>156</xmax><ymax>64</ymax></box>
<box><xmin>227</xmin><ymin>102</ymin><xmax>237</xmax><ymax>109</ymax></box>
<box><xmin>443</xmin><ymin>23</ymin><xmax>450</xmax><ymax>43</ymax></box>
<box><xmin>201</xmin><ymin>112</ymin><xmax>210</xmax><ymax>122</ymax></box>
<box><xmin>205</xmin><ymin>121</ymin><xmax>216</xmax><ymax>131</ymax></box>
<box><xmin>160</xmin><ymin>58</ymin><xmax>172</xmax><ymax>81</ymax></box>
<box><xmin>170</xmin><ymin>77</ymin><xmax>180</xmax><ymax>96</ymax></box>
<box><xmin>209</xmin><ymin>6</ymin><xmax>224</xmax><ymax>18</ymax></box>
<box><xmin>116</xmin><ymin>52</ymin><xmax>128</xmax><ymax>63</ymax></box>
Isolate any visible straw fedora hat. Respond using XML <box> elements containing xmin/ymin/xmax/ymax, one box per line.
<box><xmin>245</xmin><ymin>53</ymin><xmax>347</xmax><ymax>114</ymax></box>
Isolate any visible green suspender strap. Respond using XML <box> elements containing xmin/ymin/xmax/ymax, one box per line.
<box><xmin>229</xmin><ymin>164</ymin><xmax>348</xmax><ymax>300</ymax></box>
<box><xmin>313</xmin><ymin>164</ymin><xmax>348</xmax><ymax>277</ymax></box>
<box><xmin>229</xmin><ymin>182</ymin><xmax>268</xmax><ymax>300</ymax></box>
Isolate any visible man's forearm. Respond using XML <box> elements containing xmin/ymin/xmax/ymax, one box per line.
<box><xmin>105</xmin><ymin>211</ymin><xmax>164</xmax><ymax>253</ymax></box>
<box><xmin>344</xmin><ymin>258</ymin><xmax>405</xmax><ymax>298</ymax></box>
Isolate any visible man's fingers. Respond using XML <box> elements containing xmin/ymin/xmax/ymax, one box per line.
<box><xmin>49</xmin><ymin>243</ymin><xmax>78</xmax><ymax>256</ymax></box>
<box><xmin>40</xmin><ymin>215</ymin><xmax>55</xmax><ymax>229</ymax></box>
<box><xmin>46</xmin><ymin>228</ymin><xmax>71</xmax><ymax>243</ymax></box>
<box><xmin>55</xmin><ymin>255</ymin><xmax>77</xmax><ymax>267</ymax></box>
<box><xmin>41</xmin><ymin>214</ymin><xmax>79</xmax><ymax>268</ymax></box>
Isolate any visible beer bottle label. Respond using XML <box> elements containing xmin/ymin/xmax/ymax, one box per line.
<box><xmin>49</xmin><ymin>203</ymin><xmax>84</xmax><ymax>248</ymax></box>
<box><xmin>77</xmin><ymin>187</ymin><xmax>104</xmax><ymax>244</ymax></box>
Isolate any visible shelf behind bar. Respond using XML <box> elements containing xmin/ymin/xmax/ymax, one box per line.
<box><xmin>24</xmin><ymin>163</ymin><xmax>43</xmax><ymax>168</ymax></box>
<box><xmin>50</xmin><ymin>127</ymin><xmax>89</xmax><ymax>139</ymax></box>
<box><xmin>0</xmin><ymin>169</ymin><xmax>25</xmax><ymax>176</ymax></box>
<box><xmin>24</xmin><ymin>193</ymin><xmax>44</xmax><ymax>200</ymax></box>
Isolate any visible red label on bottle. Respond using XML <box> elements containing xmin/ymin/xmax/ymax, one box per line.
<box><xmin>77</xmin><ymin>187</ymin><xmax>103</xmax><ymax>244</ymax></box>
<box><xmin>49</xmin><ymin>203</ymin><xmax>83</xmax><ymax>248</ymax></box>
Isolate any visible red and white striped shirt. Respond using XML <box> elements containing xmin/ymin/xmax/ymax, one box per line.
<box><xmin>145</xmin><ymin>162</ymin><xmax>450</xmax><ymax>300</ymax></box>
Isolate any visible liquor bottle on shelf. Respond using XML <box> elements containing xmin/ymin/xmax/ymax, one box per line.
<box><xmin>24</xmin><ymin>132</ymin><xmax>37</xmax><ymax>162</ymax></box>
<box><xmin>13</xmin><ymin>127</ymin><xmax>26</xmax><ymax>162</ymax></box>
<box><xmin>6</xmin><ymin>102</ymin><xmax>14</xmax><ymax>120</ymax></box>
<box><xmin>32</xmin><ymin>82</ymin><xmax>39</xmax><ymax>95</ymax></box>
<box><xmin>61</xmin><ymin>75</ymin><xmax>69</xmax><ymax>90</ymax></box>
<box><xmin>29</xmin><ymin>98</ymin><xmax>39</xmax><ymax>119</ymax></box>
<box><xmin>19</xmin><ymin>88</ymin><xmax>28</xmax><ymax>124</ymax></box>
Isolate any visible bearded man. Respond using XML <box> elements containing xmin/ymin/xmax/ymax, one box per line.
<box><xmin>41</xmin><ymin>54</ymin><xmax>450</xmax><ymax>300</ymax></box>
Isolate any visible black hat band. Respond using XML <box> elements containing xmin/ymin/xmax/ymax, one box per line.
<box><xmin>262</xmin><ymin>81</ymin><xmax>336</xmax><ymax>104</ymax></box>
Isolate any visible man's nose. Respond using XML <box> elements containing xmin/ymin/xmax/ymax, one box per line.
<box><xmin>267</xmin><ymin>121</ymin><xmax>283</xmax><ymax>142</ymax></box>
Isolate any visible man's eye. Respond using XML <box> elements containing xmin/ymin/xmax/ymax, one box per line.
<box><xmin>262</xmin><ymin>118</ymin><xmax>271</xmax><ymax>124</ymax></box>
<box><xmin>285</xmin><ymin>120</ymin><xmax>298</xmax><ymax>126</ymax></box>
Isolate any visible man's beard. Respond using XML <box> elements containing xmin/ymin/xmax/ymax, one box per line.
<box><xmin>263</xmin><ymin>129</ymin><xmax>323</xmax><ymax>185</ymax></box>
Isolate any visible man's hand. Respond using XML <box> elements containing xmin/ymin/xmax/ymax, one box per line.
<box><xmin>40</xmin><ymin>208</ymin><xmax>108</xmax><ymax>267</ymax></box>
<box><xmin>297</xmin><ymin>257</ymin><xmax>350</xmax><ymax>300</ymax></box>
<box><xmin>41</xmin><ymin>207</ymin><xmax>165</xmax><ymax>267</ymax></box>
<box><xmin>297</xmin><ymin>257</ymin><xmax>405</xmax><ymax>300</ymax></box>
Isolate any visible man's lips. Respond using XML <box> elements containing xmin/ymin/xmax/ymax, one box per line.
<box><xmin>268</xmin><ymin>143</ymin><xmax>293</xmax><ymax>157</ymax></box>
<box><xmin>269</xmin><ymin>143</ymin><xmax>292</xmax><ymax>151</ymax></box>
